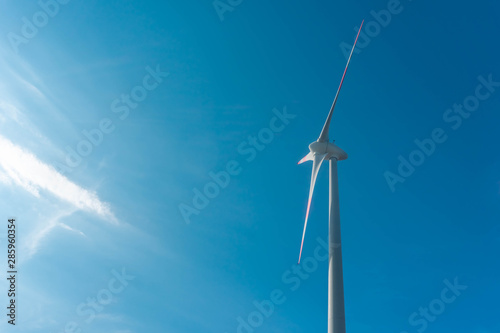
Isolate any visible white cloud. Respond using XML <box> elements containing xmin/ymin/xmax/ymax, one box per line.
<box><xmin>0</xmin><ymin>134</ymin><xmax>116</xmax><ymax>222</ymax></box>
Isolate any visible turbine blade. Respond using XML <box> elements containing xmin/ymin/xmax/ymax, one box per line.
<box><xmin>298</xmin><ymin>152</ymin><xmax>313</xmax><ymax>164</ymax></box>
<box><xmin>298</xmin><ymin>153</ymin><xmax>326</xmax><ymax>263</ymax></box>
<box><xmin>318</xmin><ymin>20</ymin><xmax>364</xmax><ymax>143</ymax></box>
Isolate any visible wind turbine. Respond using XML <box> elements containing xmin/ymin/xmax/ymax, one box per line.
<box><xmin>297</xmin><ymin>21</ymin><xmax>364</xmax><ymax>333</ymax></box>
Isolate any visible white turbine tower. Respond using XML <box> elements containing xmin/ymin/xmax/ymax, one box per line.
<box><xmin>297</xmin><ymin>21</ymin><xmax>364</xmax><ymax>333</ymax></box>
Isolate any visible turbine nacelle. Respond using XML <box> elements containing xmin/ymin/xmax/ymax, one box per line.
<box><xmin>308</xmin><ymin>141</ymin><xmax>347</xmax><ymax>161</ymax></box>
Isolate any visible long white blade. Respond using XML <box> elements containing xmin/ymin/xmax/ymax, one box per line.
<box><xmin>318</xmin><ymin>20</ymin><xmax>364</xmax><ymax>143</ymax></box>
<box><xmin>298</xmin><ymin>153</ymin><xmax>326</xmax><ymax>263</ymax></box>
<box><xmin>298</xmin><ymin>152</ymin><xmax>313</xmax><ymax>164</ymax></box>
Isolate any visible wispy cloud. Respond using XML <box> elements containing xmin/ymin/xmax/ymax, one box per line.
<box><xmin>59</xmin><ymin>222</ymin><xmax>87</xmax><ymax>238</ymax></box>
<box><xmin>0</xmin><ymin>134</ymin><xmax>116</xmax><ymax>222</ymax></box>
<box><xmin>0</xmin><ymin>100</ymin><xmax>53</xmax><ymax>145</ymax></box>
<box><xmin>24</xmin><ymin>209</ymin><xmax>78</xmax><ymax>258</ymax></box>
<box><xmin>0</xmin><ymin>169</ymin><xmax>11</xmax><ymax>185</ymax></box>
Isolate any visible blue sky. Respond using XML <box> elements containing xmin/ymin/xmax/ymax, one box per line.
<box><xmin>0</xmin><ymin>0</ymin><xmax>499</xmax><ymax>332</ymax></box>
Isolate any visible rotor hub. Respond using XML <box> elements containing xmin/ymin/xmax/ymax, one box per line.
<box><xmin>309</xmin><ymin>140</ymin><xmax>348</xmax><ymax>161</ymax></box>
